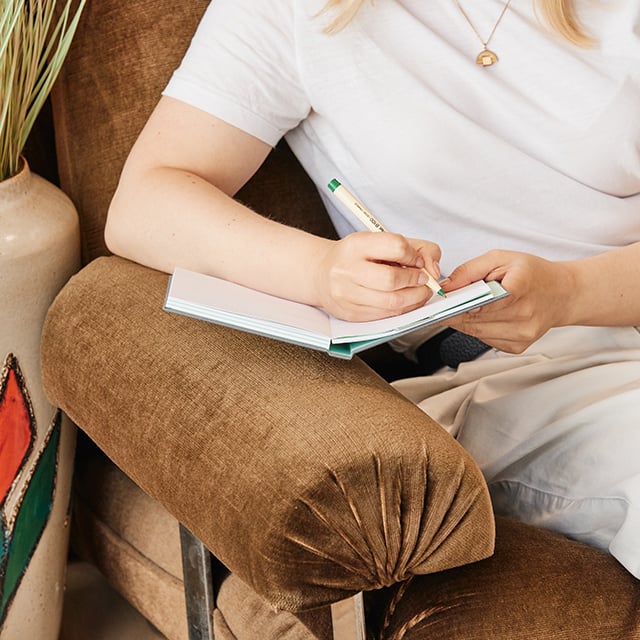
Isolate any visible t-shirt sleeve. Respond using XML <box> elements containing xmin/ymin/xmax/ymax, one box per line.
<box><xmin>163</xmin><ymin>0</ymin><xmax>310</xmax><ymax>147</ymax></box>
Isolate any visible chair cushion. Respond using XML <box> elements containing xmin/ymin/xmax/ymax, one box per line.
<box><xmin>70</xmin><ymin>443</ymin><xmax>188</xmax><ymax>640</ymax></box>
<box><xmin>71</xmin><ymin>457</ymin><xmax>640</xmax><ymax>640</ymax></box>
<box><xmin>218</xmin><ymin>519</ymin><xmax>640</xmax><ymax>640</ymax></box>
<box><xmin>371</xmin><ymin>516</ymin><xmax>640</xmax><ymax>639</ymax></box>
<box><xmin>42</xmin><ymin>256</ymin><xmax>495</xmax><ymax>610</ymax></box>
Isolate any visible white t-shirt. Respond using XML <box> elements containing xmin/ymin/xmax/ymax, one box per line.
<box><xmin>164</xmin><ymin>0</ymin><xmax>640</xmax><ymax>277</ymax></box>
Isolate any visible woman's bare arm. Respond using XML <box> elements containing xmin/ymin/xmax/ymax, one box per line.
<box><xmin>105</xmin><ymin>96</ymin><xmax>333</xmax><ymax>304</ymax></box>
<box><xmin>106</xmin><ymin>96</ymin><xmax>440</xmax><ymax>319</ymax></box>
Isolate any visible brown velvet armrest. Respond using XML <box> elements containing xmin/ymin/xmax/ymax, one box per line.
<box><xmin>41</xmin><ymin>255</ymin><xmax>494</xmax><ymax>611</ymax></box>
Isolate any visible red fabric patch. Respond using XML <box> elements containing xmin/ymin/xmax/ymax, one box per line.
<box><xmin>0</xmin><ymin>360</ymin><xmax>34</xmax><ymax>505</ymax></box>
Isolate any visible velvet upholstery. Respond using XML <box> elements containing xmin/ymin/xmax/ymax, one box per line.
<box><xmin>68</xmin><ymin>452</ymin><xmax>640</xmax><ymax>640</ymax></box>
<box><xmin>39</xmin><ymin>0</ymin><xmax>640</xmax><ymax>638</ymax></box>
<box><xmin>42</xmin><ymin>255</ymin><xmax>494</xmax><ymax>610</ymax></box>
<box><xmin>372</xmin><ymin>517</ymin><xmax>640</xmax><ymax>639</ymax></box>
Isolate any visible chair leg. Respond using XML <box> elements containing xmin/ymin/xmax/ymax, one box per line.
<box><xmin>180</xmin><ymin>523</ymin><xmax>366</xmax><ymax>640</ymax></box>
<box><xmin>179</xmin><ymin>524</ymin><xmax>216</xmax><ymax>640</ymax></box>
<box><xmin>330</xmin><ymin>592</ymin><xmax>367</xmax><ymax>640</ymax></box>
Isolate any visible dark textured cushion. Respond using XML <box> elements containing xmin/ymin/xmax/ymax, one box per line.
<box><xmin>211</xmin><ymin>517</ymin><xmax>640</xmax><ymax>639</ymax></box>
<box><xmin>69</xmin><ymin>449</ymin><xmax>640</xmax><ymax>640</ymax></box>
<box><xmin>41</xmin><ymin>255</ymin><xmax>494</xmax><ymax>611</ymax></box>
<box><xmin>69</xmin><ymin>446</ymin><xmax>187</xmax><ymax>640</ymax></box>
<box><xmin>370</xmin><ymin>517</ymin><xmax>640</xmax><ymax>640</ymax></box>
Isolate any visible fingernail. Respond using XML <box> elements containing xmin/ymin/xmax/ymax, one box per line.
<box><xmin>416</xmin><ymin>257</ymin><xmax>425</xmax><ymax>269</ymax></box>
<box><xmin>418</xmin><ymin>271</ymin><xmax>429</xmax><ymax>285</ymax></box>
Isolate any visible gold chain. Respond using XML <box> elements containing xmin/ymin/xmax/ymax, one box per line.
<box><xmin>452</xmin><ymin>0</ymin><xmax>514</xmax><ymax>66</ymax></box>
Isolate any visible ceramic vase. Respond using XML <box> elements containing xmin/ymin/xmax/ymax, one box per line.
<box><xmin>0</xmin><ymin>159</ymin><xmax>80</xmax><ymax>639</ymax></box>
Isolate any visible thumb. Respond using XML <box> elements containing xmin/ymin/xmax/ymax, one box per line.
<box><xmin>440</xmin><ymin>253</ymin><xmax>499</xmax><ymax>292</ymax></box>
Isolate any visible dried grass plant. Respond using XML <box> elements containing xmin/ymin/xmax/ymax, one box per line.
<box><xmin>0</xmin><ymin>0</ymin><xmax>86</xmax><ymax>181</ymax></box>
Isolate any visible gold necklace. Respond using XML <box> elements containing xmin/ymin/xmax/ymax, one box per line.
<box><xmin>452</xmin><ymin>0</ymin><xmax>514</xmax><ymax>67</ymax></box>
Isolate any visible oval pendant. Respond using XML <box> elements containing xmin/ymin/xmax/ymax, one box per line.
<box><xmin>476</xmin><ymin>49</ymin><xmax>498</xmax><ymax>66</ymax></box>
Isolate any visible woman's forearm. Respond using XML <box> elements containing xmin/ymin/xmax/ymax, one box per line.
<box><xmin>105</xmin><ymin>165</ymin><xmax>332</xmax><ymax>306</ymax></box>
<box><xmin>564</xmin><ymin>242</ymin><xmax>640</xmax><ymax>327</ymax></box>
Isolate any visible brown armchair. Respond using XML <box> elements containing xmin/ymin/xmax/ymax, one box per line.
<box><xmin>40</xmin><ymin>1</ymin><xmax>640</xmax><ymax>639</ymax></box>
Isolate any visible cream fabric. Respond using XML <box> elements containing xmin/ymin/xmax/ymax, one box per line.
<box><xmin>393</xmin><ymin>325</ymin><xmax>640</xmax><ymax>579</ymax></box>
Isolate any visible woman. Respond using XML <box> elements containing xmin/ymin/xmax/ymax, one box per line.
<box><xmin>105</xmin><ymin>0</ymin><xmax>640</xmax><ymax>578</ymax></box>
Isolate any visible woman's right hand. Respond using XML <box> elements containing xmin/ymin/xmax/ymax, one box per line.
<box><xmin>312</xmin><ymin>231</ymin><xmax>442</xmax><ymax>321</ymax></box>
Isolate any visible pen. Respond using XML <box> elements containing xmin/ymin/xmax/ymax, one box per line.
<box><xmin>328</xmin><ymin>178</ymin><xmax>446</xmax><ymax>298</ymax></box>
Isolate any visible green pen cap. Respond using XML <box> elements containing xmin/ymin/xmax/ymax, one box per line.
<box><xmin>328</xmin><ymin>178</ymin><xmax>341</xmax><ymax>192</ymax></box>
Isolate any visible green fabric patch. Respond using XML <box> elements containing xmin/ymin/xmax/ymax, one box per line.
<box><xmin>0</xmin><ymin>413</ymin><xmax>60</xmax><ymax>625</ymax></box>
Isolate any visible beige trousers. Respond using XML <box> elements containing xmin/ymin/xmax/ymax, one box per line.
<box><xmin>392</xmin><ymin>325</ymin><xmax>640</xmax><ymax>579</ymax></box>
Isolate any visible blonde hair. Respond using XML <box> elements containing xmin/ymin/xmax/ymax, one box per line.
<box><xmin>322</xmin><ymin>0</ymin><xmax>592</xmax><ymax>47</ymax></box>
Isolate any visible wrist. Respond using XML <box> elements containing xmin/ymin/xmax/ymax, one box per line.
<box><xmin>560</xmin><ymin>257</ymin><xmax>610</xmax><ymax>327</ymax></box>
<box><xmin>306</xmin><ymin>236</ymin><xmax>336</xmax><ymax>309</ymax></box>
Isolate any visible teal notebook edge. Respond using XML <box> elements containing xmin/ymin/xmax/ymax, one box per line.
<box><xmin>327</xmin><ymin>281</ymin><xmax>508</xmax><ymax>359</ymax></box>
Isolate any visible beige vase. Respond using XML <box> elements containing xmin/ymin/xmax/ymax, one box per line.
<box><xmin>0</xmin><ymin>159</ymin><xmax>80</xmax><ymax>640</ymax></box>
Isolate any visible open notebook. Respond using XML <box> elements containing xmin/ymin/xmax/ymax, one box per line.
<box><xmin>164</xmin><ymin>267</ymin><xmax>508</xmax><ymax>359</ymax></box>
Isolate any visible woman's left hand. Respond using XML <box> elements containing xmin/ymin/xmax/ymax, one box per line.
<box><xmin>440</xmin><ymin>250</ymin><xmax>576</xmax><ymax>353</ymax></box>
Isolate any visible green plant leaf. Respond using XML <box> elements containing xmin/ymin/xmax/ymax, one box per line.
<box><xmin>1</xmin><ymin>0</ymin><xmax>87</xmax><ymax>181</ymax></box>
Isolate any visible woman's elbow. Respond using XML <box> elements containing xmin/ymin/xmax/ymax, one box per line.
<box><xmin>104</xmin><ymin>187</ymin><xmax>131</xmax><ymax>257</ymax></box>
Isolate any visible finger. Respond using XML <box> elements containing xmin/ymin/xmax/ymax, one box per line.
<box><xmin>356</xmin><ymin>232</ymin><xmax>426</xmax><ymax>268</ymax></box>
<box><xmin>338</xmin><ymin>281</ymin><xmax>433</xmax><ymax>320</ymax></box>
<box><xmin>351</xmin><ymin>260</ymin><xmax>435</xmax><ymax>292</ymax></box>
<box><xmin>441</xmin><ymin>250</ymin><xmax>508</xmax><ymax>291</ymax></box>
<box><xmin>444</xmin><ymin>315</ymin><xmax>540</xmax><ymax>354</ymax></box>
